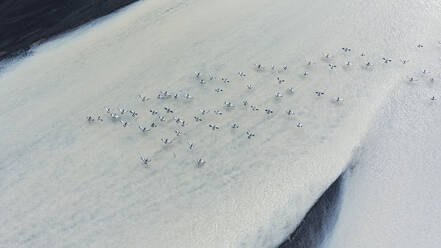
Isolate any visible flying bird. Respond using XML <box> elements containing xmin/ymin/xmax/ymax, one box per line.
<box><xmin>164</xmin><ymin>107</ymin><xmax>174</xmax><ymax>113</ymax></box>
<box><xmin>161</xmin><ymin>138</ymin><xmax>173</xmax><ymax>144</ymax></box>
<box><xmin>120</xmin><ymin>120</ymin><xmax>128</xmax><ymax>127</ymax></box>
<box><xmin>209</xmin><ymin>124</ymin><xmax>220</xmax><ymax>130</ymax></box>
<box><xmin>265</xmin><ymin>109</ymin><xmax>274</xmax><ymax>114</ymax></box>
<box><xmin>138</xmin><ymin>95</ymin><xmax>150</xmax><ymax>102</ymax></box>
<box><xmin>196</xmin><ymin>158</ymin><xmax>206</xmax><ymax>167</ymax></box>
<box><xmin>246</xmin><ymin>131</ymin><xmax>255</xmax><ymax>139</ymax></box>
<box><xmin>139</xmin><ymin>126</ymin><xmax>150</xmax><ymax>133</ymax></box>
<box><xmin>140</xmin><ymin>156</ymin><xmax>151</xmax><ymax>166</ymax></box>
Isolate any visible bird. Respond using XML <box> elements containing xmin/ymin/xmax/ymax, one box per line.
<box><xmin>214</xmin><ymin>110</ymin><xmax>223</xmax><ymax>115</ymax></box>
<box><xmin>158</xmin><ymin>116</ymin><xmax>166</xmax><ymax>122</ymax></box>
<box><xmin>275</xmin><ymin>92</ymin><xmax>283</xmax><ymax>98</ymax></box>
<box><xmin>195</xmin><ymin>72</ymin><xmax>201</xmax><ymax>78</ymax></box>
<box><xmin>365</xmin><ymin>62</ymin><xmax>373</xmax><ymax>68</ymax></box>
<box><xmin>105</xmin><ymin>107</ymin><xmax>111</xmax><ymax>113</ymax></box>
<box><xmin>247</xmin><ymin>84</ymin><xmax>254</xmax><ymax>90</ymax></box>
<box><xmin>209</xmin><ymin>124</ymin><xmax>220</xmax><ymax>130</ymax></box>
<box><xmin>194</xmin><ymin>116</ymin><xmax>203</xmax><ymax>122</ymax></box>
<box><xmin>335</xmin><ymin>97</ymin><xmax>344</xmax><ymax>102</ymax></box>
<box><xmin>277</xmin><ymin>77</ymin><xmax>286</xmax><ymax>83</ymax></box>
<box><xmin>361</xmin><ymin>52</ymin><xmax>366</xmax><ymax>57</ymax></box>
<box><xmin>119</xmin><ymin>108</ymin><xmax>127</xmax><ymax>115</ymax></box>
<box><xmin>200</xmin><ymin>109</ymin><xmax>209</xmax><ymax>115</ymax></box>
<box><xmin>215</xmin><ymin>88</ymin><xmax>223</xmax><ymax>93</ymax></box>
<box><xmin>110</xmin><ymin>113</ymin><xmax>120</xmax><ymax>120</ymax></box>
<box><xmin>161</xmin><ymin>138</ymin><xmax>173</xmax><ymax>144</ymax></box>
<box><xmin>224</xmin><ymin>101</ymin><xmax>234</xmax><ymax>108</ymax></box>
<box><xmin>246</xmin><ymin>131</ymin><xmax>255</xmax><ymax>139</ymax></box>
<box><xmin>86</xmin><ymin>116</ymin><xmax>95</xmax><ymax>122</ymax></box>
<box><xmin>243</xmin><ymin>100</ymin><xmax>249</xmax><ymax>106</ymax></box>
<box><xmin>382</xmin><ymin>57</ymin><xmax>392</xmax><ymax>63</ymax></box>
<box><xmin>232</xmin><ymin>123</ymin><xmax>240</xmax><ymax>129</ymax></box>
<box><xmin>431</xmin><ymin>96</ymin><xmax>437</xmax><ymax>101</ymax></box>
<box><xmin>344</xmin><ymin>61</ymin><xmax>352</xmax><ymax>67</ymax></box>
<box><xmin>265</xmin><ymin>109</ymin><xmax>274</xmax><ymax>114</ymax></box>
<box><xmin>282</xmin><ymin>65</ymin><xmax>288</xmax><ymax>71</ymax></box>
<box><xmin>315</xmin><ymin>91</ymin><xmax>325</xmax><ymax>96</ymax></box>
<box><xmin>139</xmin><ymin>126</ymin><xmax>150</xmax><ymax>133</ymax></box>
<box><xmin>297</xmin><ymin>122</ymin><xmax>303</xmax><ymax>128</ymax></box>
<box><xmin>287</xmin><ymin>88</ymin><xmax>294</xmax><ymax>94</ymax></box>
<box><xmin>400</xmin><ymin>59</ymin><xmax>410</xmax><ymax>64</ymax></box>
<box><xmin>287</xmin><ymin>110</ymin><xmax>295</xmax><ymax>115</ymax></box>
<box><xmin>188</xmin><ymin>143</ymin><xmax>195</xmax><ymax>150</ymax></box>
<box><xmin>422</xmin><ymin>69</ymin><xmax>430</xmax><ymax>74</ymax></box>
<box><xmin>408</xmin><ymin>77</ymin><xmax>418</xmax><ymax>82</ymax></box>
<box><xmin>175</xmin><ymin>130</ymin><xmax>182</xmax><ymax>136</ymax></box>
<box><xmin>164</xmin><ymin>107</ymin><xmax>174</xmax><ymax>113</ymax></box>
<box><xmin>303</xmin><ymin>71</ymin><xmax>309</xmax><ymax>77</ymax></box>
<box><xmin>328</xmin><ymin>64</ymin><xmax>337</xmax><ymax>70</ymax></box>
<box><xmin>150</xmin><ymin>109</ymin><xmax>158</xmax><ymax>115</ymax></box>
<box><xmin>200</xmin><ymin>79</ymin><xmax>206</xmax><ymax>84</ymax></box>
<box><xmin>342</xmin><ymin>47</ymin><xmax>351</xmax><ymax>52</ymax></box>
<box><xmin>250</xmin><ymin>105</ymin><xmax>259</xmax><ymax>111</ymax></box>
<box><xmin>97</xmin><ymin>116</ymin><xmax>103</xmax><ymax>122</ymax></box>
<box><xmin>138</xmin><ymin>95</ymin><xmax>150</xmax><ymax>102</ymax></box>
<box><xmin>238</xmin><ymin>72</ymin><xmax>247</xmax><ymax>77</ymax></box>
<box><xmin>120</xmin><ymin>120</ymin><xmax>128</xmax><ymax>127</ymax></box>
<box><xmin>174</xmin><ymin>117</ymin><xmax>185</xmax><ymax>127</ymax></box>
<box><xmin>417</xmin><ymin>44</ymin><xmax>424</xmax><ymax>48</ymax></box>
<box><xmin>159</xmin><ymin>90</ymin><xmax>172</xmax><ymax>98</ymax></box>
<box><xmin>129</xmin><ymin>110</ymin><xmax>138</xmax><ymax>117</ymax></box>
<box><xmin>140</xmin><ymin>156</ymin><xmax>151</xmax><ymax>166</ymax></box>
<box><xmin>196</xmin><ymin>158</ymin><xmax>206</xmax><ymax>167</ymax></box>
<box><xmin>256</xmin><ymin>64</ymin><xmax>264</xmax><ymax>71</ymax></box>
<box><xmin>184</xmin><ymin>93</ymin><xmax>192</xmax><ymax>99</ymax></box>
<box><xmin>221</xmin><ymin>77</ymin><xmax>230</xmax><ymax>84</ymax></box>
<box><xmin>150</xmin><ymin>122</ymin><xmax>158</xmax><ymax>128</ymax></box>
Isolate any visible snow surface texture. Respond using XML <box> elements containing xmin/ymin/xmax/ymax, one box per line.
<box><xmin>323</xmin><ymin>46</ymin><xmax>441</xmax><ymax>248</ymax></box>
<box><xmin>1</xmin><ymin>0</ymin><xmax>440</xmax><ymax>247</ymax></box>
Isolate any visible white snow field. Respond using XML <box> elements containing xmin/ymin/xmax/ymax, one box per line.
<box><xmin>324</xmin><ymin>48</ymin><xmax>441</xmax><ymax>248</ymax></box>
<box><xmin>0</xmin><ymin>0</ymin><xmax>440</xmax><ymax>247</ymax></box>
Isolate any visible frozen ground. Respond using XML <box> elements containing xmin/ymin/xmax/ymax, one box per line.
<box><xmin>323</xmin><ymin>49</ymin><xmax>441</xmax><ymax>248</ymax></box>
<box><xmin>1</xmin><ymin>0</ymin><xmax>440</xmax><ymax>247</ymax></box>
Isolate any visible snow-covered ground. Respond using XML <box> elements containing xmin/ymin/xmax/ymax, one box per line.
<box><xmin>1</xmin><ymin>0</ymin><xmax>440</xmax><ymax>247</ymax></box>
<box><xmin>323</xmin><ymin>47</ymin><xmax>441</xmax><ymax>248</ymax></box>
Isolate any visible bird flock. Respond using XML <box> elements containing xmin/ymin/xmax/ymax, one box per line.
<box><xmin>86</xmin><ymin>43</ymin><xmax>439</xmax><ymax>168</ymax></box>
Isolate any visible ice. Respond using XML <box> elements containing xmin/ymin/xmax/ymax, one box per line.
<box><xmin>1</xmin><ymin>0</ymin><xmax>441</xmax><ymax>247</ymax></box>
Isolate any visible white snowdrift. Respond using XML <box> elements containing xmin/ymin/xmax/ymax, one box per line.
<box><xmin>1</xmin><ymin>0</ymin><xmax>440</xmax><ymax>247</ymax></box>
<box><xmin>324</xmin><ymin>44</ymin><xmax>441</xmax><ymax>248</ymax></box>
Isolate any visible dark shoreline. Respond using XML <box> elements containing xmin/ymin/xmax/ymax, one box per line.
<box><xmin>278</xmin><ymin>174</ymin><xmax>344</xmax><ymax>248</ymax></box>
<box><xmin>0</xmin><ymin>0</ymin><xmax>140</xmax><ymax>61</ymax></box>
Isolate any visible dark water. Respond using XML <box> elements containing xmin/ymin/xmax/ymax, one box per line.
<box><xmin>0</xmin><ymin>0</ymin><xmax>139</xmax><ymax>60</ymax></box>
<box><xmin>278</xmin><ymin>174</ymin><xmax>344</xmax><ymax>248</ymax></box>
